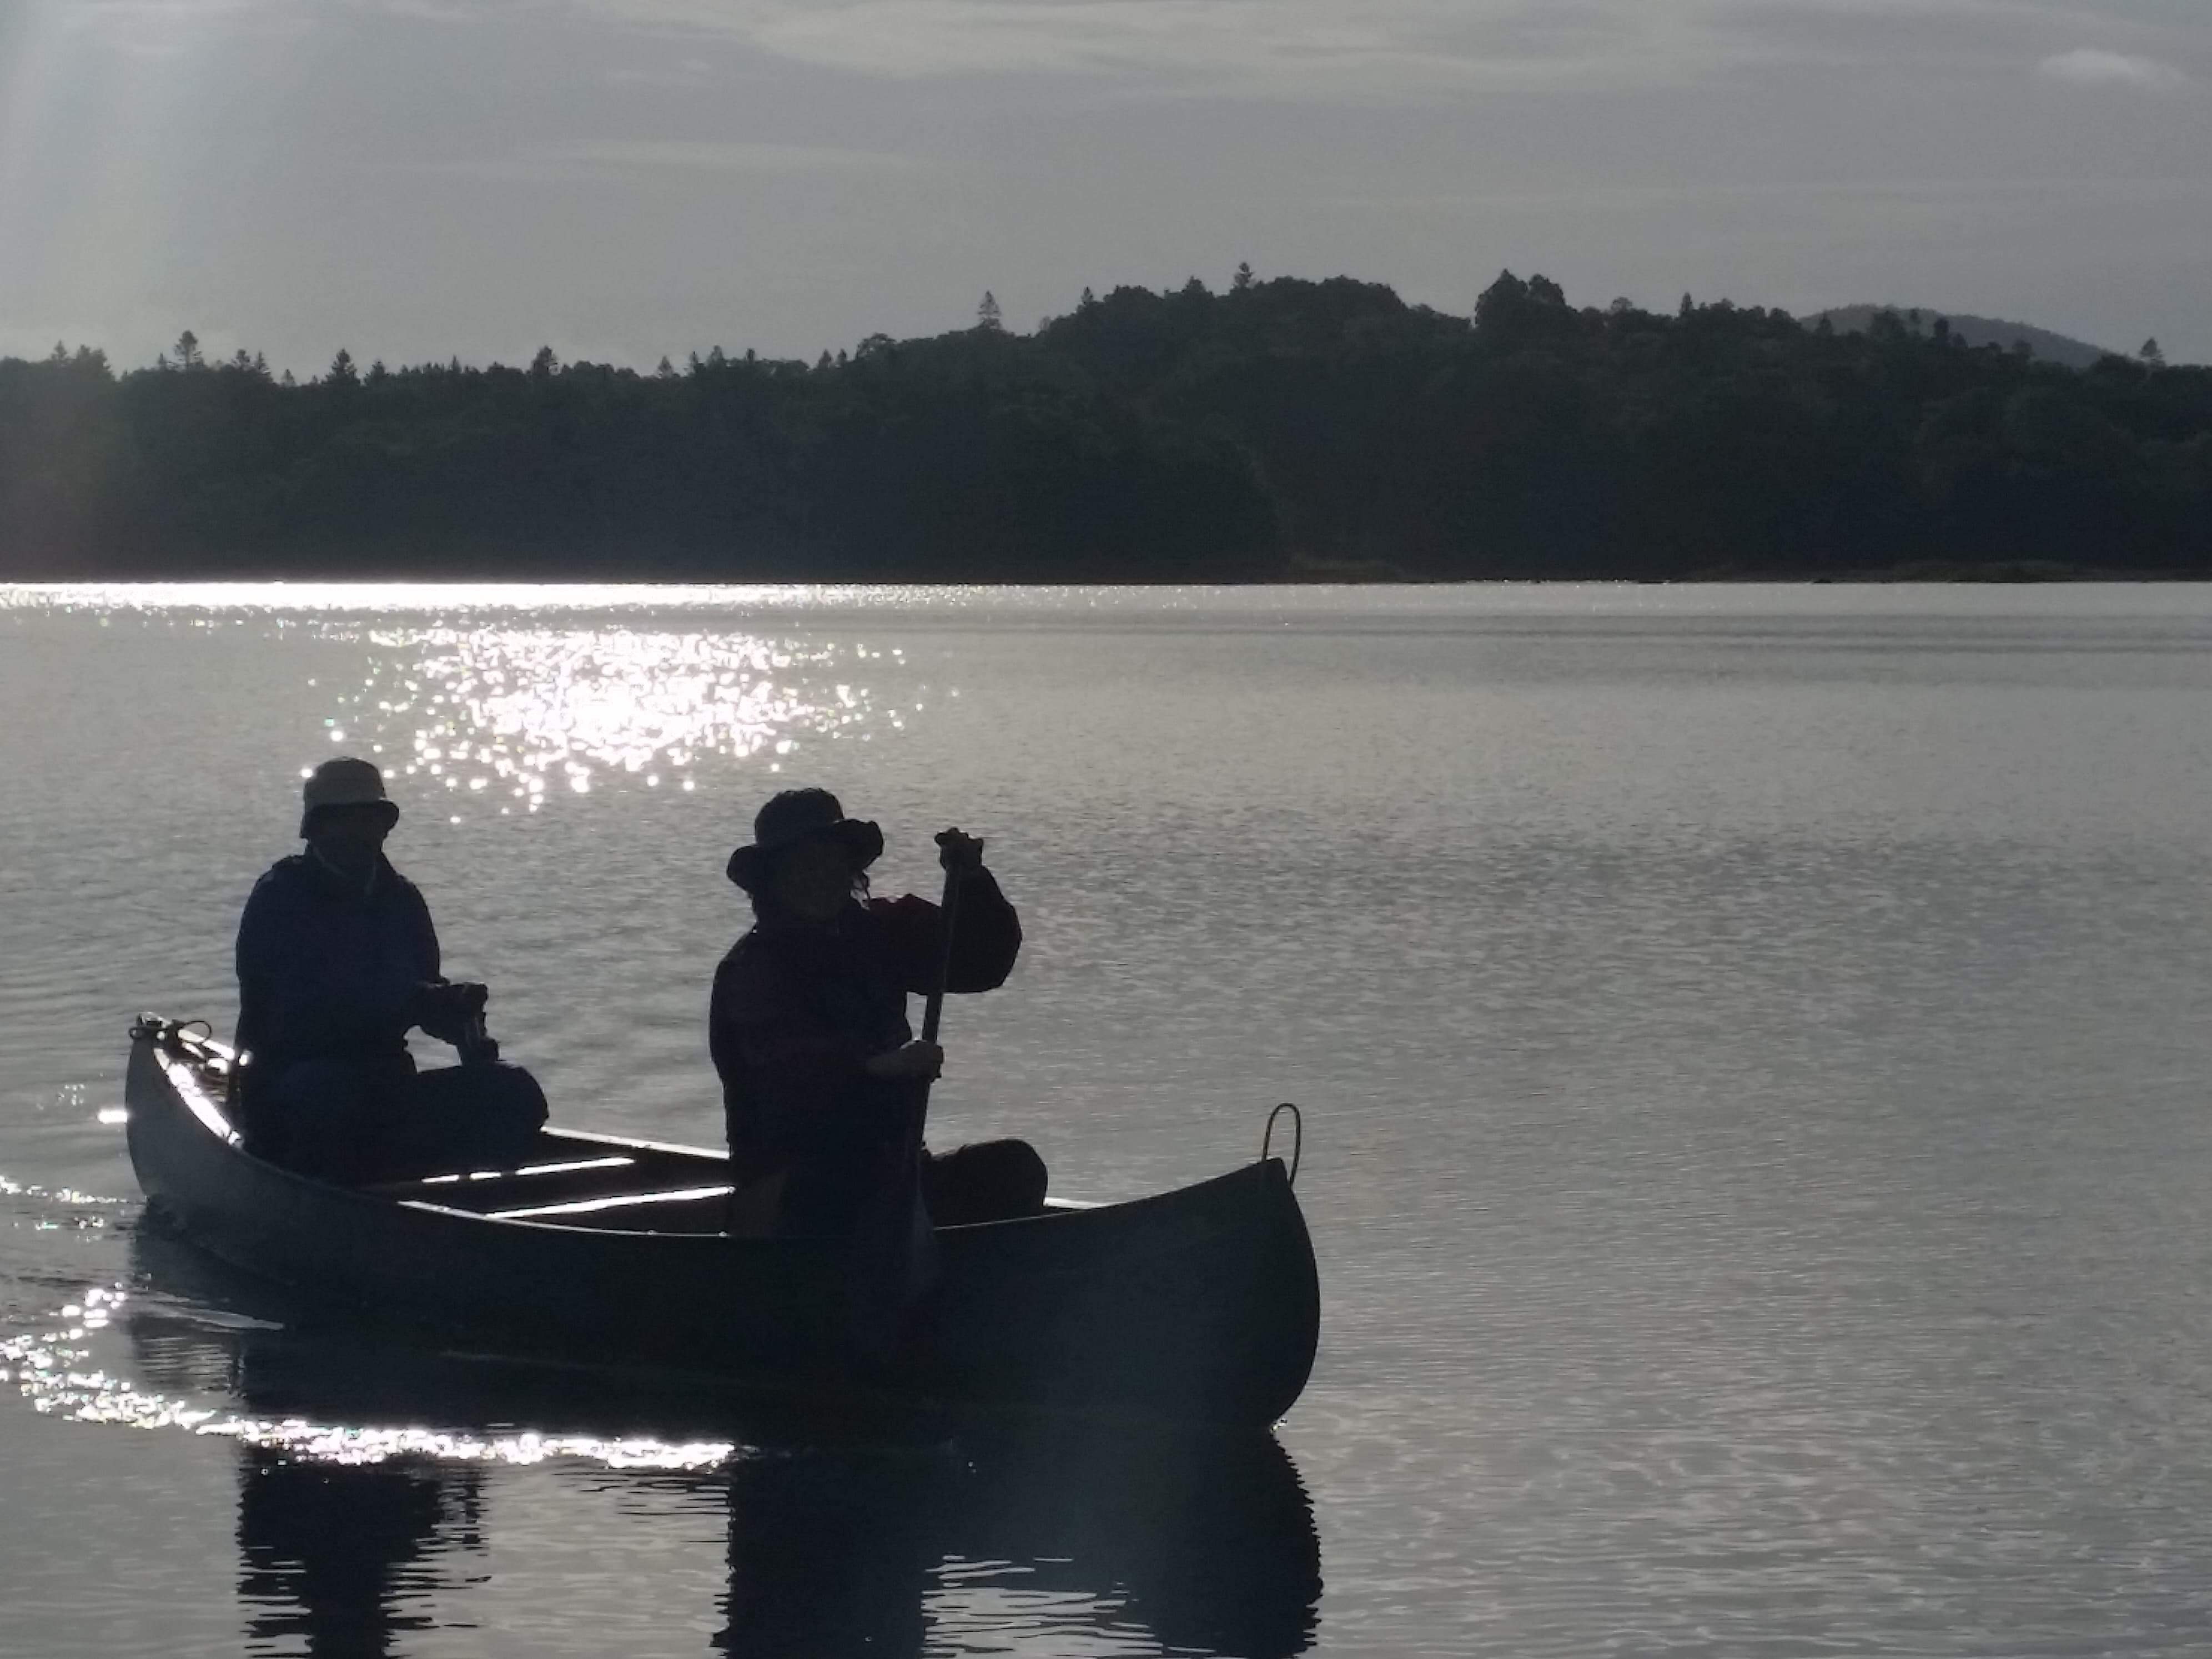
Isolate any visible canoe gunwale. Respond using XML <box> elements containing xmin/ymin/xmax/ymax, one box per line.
<box><xmin>139</xmin><ymin>1034</ymin><xmax>1283</xmax><ymax>1243</ymax></box>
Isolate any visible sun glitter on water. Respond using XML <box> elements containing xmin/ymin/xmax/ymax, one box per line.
<box><xmin>321</xmin><ymin>625</ymin><xmax>908</xmax><ymax>821</ymax></box>
<box><xmin>6</xmin><ymin>587</ymin><xmax>971</xmax><ymax>824</ymax></box>
<box><xmin>0</xmin><ymin>1288</ymin><xmax>738</xmax><ymax>1472</ymax></box>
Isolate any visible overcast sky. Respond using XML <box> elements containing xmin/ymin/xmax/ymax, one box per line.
<box><xmin>3</xmin><ymin>0</ymin><xmax>2206</xmax><ymax>373</ymax></box>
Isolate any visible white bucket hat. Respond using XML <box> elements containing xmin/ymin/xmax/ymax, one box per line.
<box><xmin>300</xmin><ymin>756</ymin><xmax>399</xmax><ymax>838</ymax></box>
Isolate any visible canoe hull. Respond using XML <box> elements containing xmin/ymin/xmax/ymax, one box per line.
<box><xmin>124</xmin><ymin>1030</ymin><xmax>1319</xmax><ymax>1426</ymax></box>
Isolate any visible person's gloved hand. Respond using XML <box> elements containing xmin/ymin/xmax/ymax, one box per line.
<box><xmin>864</xmin><ymin>1039</ymin><xmax>944</xmax><ymax>1082</ymax></box>
<box><xmin>934</xmin><ymin>828</ymin><xmax>985</xmax><ymax>873</ymax></box>
<box><xmin>415</xmin><ymin>981</ymin><xmax>489</xmax><ymax>1044</ymax></box>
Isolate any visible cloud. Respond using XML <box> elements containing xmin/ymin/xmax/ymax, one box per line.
<box><xmin>575</xmin><ymin>0</ymin><xmax>1713</xmax><ymax>93</ymax></box>
<box><xmin>2037</xmin><ymin>48</ymin><xmax>2189</xmax><ymax>91</ymax></box>
<box><xmin>563</xmin><ymin>1</ymin><xmax>2212</xmax><ymax>101</ymax></box>
<box><xmin>63</xmin><ymin>0</ymin><xmax>267</xmax><ymax>18</ymax></box>
<box><xmin>604</xmin><ymin>54</ymin><xmax>720</xmax><ymax>85</ymax></box>
<box><xmin>61</xmin><ymin>0</ymin><xmax>2207</xmax><ymax>102</ymax></box>
<box><xmin>51</xmin><ymin>0</ymin><xmax>298</xmax><ymax>56</ymax></box>
<box><xmin>429</xmin><ymin>139</ymin><xmax>932</xmax><ymax>183</ymax></box>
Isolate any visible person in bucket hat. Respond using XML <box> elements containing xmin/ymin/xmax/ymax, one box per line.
<box><xmin>711</xmin><ymin>787</ymin><xmax>1045</xmax><ymax>1238</ymax></box>
<box><xmin>233</xmin><ymin>757</ymin><xmax>544</xmax><ymax>1180</ymax></box>
<box><xmin>294</xmin><ymin>753</ymin><xmax>399</xmax><ymax>838</ymax></box>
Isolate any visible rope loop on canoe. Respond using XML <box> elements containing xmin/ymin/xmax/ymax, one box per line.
<box><xmin>1261</xmin><ymin>1102</ymin><xmax>1303</xmax><ymax>1186</ymax></box>
<box><xmin>129</xmin><ymin>1015</ymin><xmax>217</xmax><ymax>1060</ymax></box>
<box><xmin>130</xmin><ymin>1014</ymin><xmax>202</xmax><ymax>1051</ymax></box>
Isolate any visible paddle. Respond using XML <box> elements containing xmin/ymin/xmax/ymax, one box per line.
<box><xmin>846</xmin><ymin>828</ymin><xmax>972</xmax><ymax>1363</ymax></box>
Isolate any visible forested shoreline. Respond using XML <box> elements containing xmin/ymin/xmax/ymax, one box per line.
<box><xmin>3</xmin><ymin>272</ymin><xmax>2208</xmax><ymax>581</ymax></box>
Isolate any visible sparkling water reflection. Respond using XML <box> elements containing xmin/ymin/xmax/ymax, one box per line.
<box><xmin>333</xmin><ymin>625</ymin><xmax>901</xmax><ymax>818</ymax></box>
<box><xmin>2</xmin><ymin>1289</ymin><xmax>736</xmax><ymax>1470</ymax></box>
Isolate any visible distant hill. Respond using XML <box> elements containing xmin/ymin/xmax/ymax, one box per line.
<box><xmin>1806</xmin><ymin>306</ymin><xmax>2117</xmax><ymax>370</ymax></box>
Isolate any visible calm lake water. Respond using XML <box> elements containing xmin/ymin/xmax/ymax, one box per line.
<box><xmin>8</xmin><ymin>581</ymin><xmax>2212</xmax><ymax>1657</ymax></box>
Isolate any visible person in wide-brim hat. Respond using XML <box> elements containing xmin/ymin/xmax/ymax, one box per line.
<box><xmin>709</xmin><ymin>786</ymin><xmax>1047</xmax><ymax>1239</ymax></box>
<box><xmin>724</xmin><ymin>787</ymin><xmax>885</xmax><ymax>898</ymax></box>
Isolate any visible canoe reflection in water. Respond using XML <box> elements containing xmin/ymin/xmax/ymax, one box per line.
<box><xmin>126</xmin><ymin>1231</ymin><xmax>1322</xmax><ymax>1658</ymax></box>
<box><xmin>236</xmin><ymin>1447</ymin><xmax>484</xmax><ymax>1657</ymax></box>
<box><xmin>716</xmin><ymin>1430</ymin><xmax>1319</xmax><ymax>1657</ymax></box>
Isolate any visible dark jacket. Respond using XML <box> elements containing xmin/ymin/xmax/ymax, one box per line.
<box><xmin>235</xmin><ymin>851</ymin><xmax>440</xmax><ymax>1075</ymax></box>
<box><xmin>709</xmin><ymin>871</ymin><xmax>1020</xmax><ymax>1182</ymax></box>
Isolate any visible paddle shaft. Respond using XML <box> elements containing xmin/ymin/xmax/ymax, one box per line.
<box><xmin>919</xmin><ymin>852</ymin><xmax>964</xmax><ymax>1047</ymax></box>
<box><xmin>905</xmin><ymin>842</ymin><xmax>967</xmax><ymax>1148</ymax></box>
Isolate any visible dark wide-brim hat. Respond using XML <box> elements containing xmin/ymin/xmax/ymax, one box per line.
<box><xmin>726</xmin><ymin>787</ymin><xmax>884</xmax><ymax>892</ymax></box>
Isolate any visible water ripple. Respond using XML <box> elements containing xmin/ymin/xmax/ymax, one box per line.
<box><xmin>2</xmin><ymin>1286</ymin><xmax>737</xmax><ymax>1471</ymax></box>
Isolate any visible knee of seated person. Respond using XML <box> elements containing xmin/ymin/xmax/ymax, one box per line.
<box><xmin>992</xmin><ymin>1139</ymin><xmax>1048</xmax><ymax>1211</ymax></box>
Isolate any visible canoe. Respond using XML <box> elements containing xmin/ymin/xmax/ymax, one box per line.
<box><xmin>123</xmin><ymin>1017</ymin><xmax>1320</xmax><ymax>1427</ymax></box>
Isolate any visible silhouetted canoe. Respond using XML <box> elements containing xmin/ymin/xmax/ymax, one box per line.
<box><xmin>124</xmin><ymin>1018</ymin><xmax>1319</xmax><ymax>1427</ymax></box>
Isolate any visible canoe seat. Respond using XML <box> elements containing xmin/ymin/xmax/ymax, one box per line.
<box><xmin>363</xmin><ymin>1154</ymin><xmax>638</xmax><ymax>1206</ymax></box>
<box><xmin>485</xmin><ymin>1184</ymin><xmax>735</xmax><ymax>1234</ymax></box>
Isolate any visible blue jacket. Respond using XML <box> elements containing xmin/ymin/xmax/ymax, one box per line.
<box><xmin>235</xmin><ymin>852</ymin><xmax>440</xmax><ymax>1074</ymax></box>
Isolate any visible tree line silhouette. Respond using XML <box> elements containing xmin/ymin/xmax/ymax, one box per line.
<box><xmin>3</xmin><ymin>271</ymin><xmax>2207</xmax><ymax>580</ymax></box>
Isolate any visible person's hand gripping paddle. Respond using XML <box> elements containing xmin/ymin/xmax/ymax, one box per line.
<box><xmin>846</xmin><ymin>827</ymin><xmax>981</xmax><ymax>1366</ymax></box>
